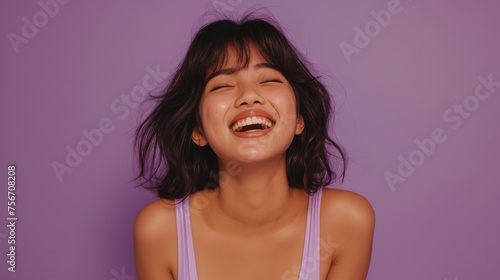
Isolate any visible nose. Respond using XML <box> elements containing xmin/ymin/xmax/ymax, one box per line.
<box><xmin>234</xmin><ymin>85</ymin><xmax>265</xmax><ymax>107</ymax></box>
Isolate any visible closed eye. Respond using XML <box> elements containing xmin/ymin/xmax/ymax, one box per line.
<box><xmin>210</xmin><ymin>85</ymin><xmax>233</xmax><ymax>92</ymax></box>
<box><xmin>260</xmin><ymin>79</ymin><xmax>283</xmax><ymax>84</ymax></box>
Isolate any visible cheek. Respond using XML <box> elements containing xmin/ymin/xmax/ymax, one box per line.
<box><xmin>199</xmin><ymin>95</ymin><xmax>231</xmax><ymax>133</ymax></box>
<box><xmin>270</xmin><ymin>88</ymin><xmax>297</xmax><ymax>120</ymax></box>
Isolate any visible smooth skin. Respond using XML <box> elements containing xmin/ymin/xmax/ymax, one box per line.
<box><xmin>134</xmin><ymin>45</ymin><xmax>375</xmax><ymax>280</ymax></box>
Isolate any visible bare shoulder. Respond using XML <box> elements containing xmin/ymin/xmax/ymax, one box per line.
<box><xmin>320</xmin><ymin>188</ymin><xmax>375</xmax><ymax>279</ymax></box>
<box><xmin>321</xmin><ymin>187</ymin><xmax>375</xmax><ymax>225</ymax></box>
<box><xmin>134</xmin><ymin>198</ymin><xmax>178</xmax><ymax>234</ymax></box>
<box><xmin>133</xmin><ymin>198</ymin><xmax>178</xmax><ymax>280</ymax></box>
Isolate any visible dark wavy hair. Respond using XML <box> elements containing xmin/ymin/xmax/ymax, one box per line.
<box><xmin>133</xmin><ymin>13</ymin><xmax>347</xmax><ymax>202</ymax></box>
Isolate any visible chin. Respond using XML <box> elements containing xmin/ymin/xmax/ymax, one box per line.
<box><xmin>231</xmin><ymin>145</ymin><xmax>287</xmax><ymax>164</ymax></box>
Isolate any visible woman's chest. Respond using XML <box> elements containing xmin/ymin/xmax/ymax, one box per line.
<box><xmin>187</xmin><ymin>215</ymin><xmax>333</xmax><ymax>280</ymax></box>
<box><xmin>192</xmin><ymin>229</ymin><xmax>306</xmax><ymax>280</ymax></box>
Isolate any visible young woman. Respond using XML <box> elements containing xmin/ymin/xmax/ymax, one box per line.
<box><xmin>133</xmin><ymin>12</ymin><xmax>375</xmax><ymax>280</ymax></box>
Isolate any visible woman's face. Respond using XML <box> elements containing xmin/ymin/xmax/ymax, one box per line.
<box><xmin>192</xmin><ymin>44</ymin><xmax>304</xmax><ymax>165</ymax></box>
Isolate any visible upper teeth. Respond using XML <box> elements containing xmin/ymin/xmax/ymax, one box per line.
<box><xmin>231</xmin><ymin>116</ymin><xmax>273</xmax><ymax>132</ymax></box>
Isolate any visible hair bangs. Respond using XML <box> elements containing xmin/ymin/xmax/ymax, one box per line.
<box><xmin>204</xmin><ymin>39</ymin><xmax>253</xmax><ymax>85</ymax></box>
<box><xmin>190</xmin><ymin>20</ymin><xmax>254</xmax><ymax>87</ymax></box>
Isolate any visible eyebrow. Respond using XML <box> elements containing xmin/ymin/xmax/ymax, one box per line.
<box><xmin>205</xmin><ymin>63</ymin><xmax>277</xmax><ymax>84</ymax></box>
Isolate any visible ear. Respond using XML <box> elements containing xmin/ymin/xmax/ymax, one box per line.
<box><xmin>295</xmin><ymin>115</ymin><xmax>305</xmax><ymax>135</ymax></box>
<box><xmin>191</xmin><ymin>126</ymin><xmax>208</xmax><ymax>147</ymax></box>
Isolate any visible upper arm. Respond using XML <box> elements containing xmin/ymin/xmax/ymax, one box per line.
<box><xmin>324</xmin><ymin>189</ymin><xmax>376</xmax><ymax>280</ymax></box>
<box><xmin>133</xmin><ymin>199</ymin><xmax>177</xmax><ymax>280</ymax></box>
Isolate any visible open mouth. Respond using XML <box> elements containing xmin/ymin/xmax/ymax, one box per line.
<box><xmin>230</xmin><ymin>116</ymin><xmax>274</xmax><ymax>132</ymax></box>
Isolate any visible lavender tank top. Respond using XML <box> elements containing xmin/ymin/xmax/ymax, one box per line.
<box><xmin>175</xmin><ymin>188</ymin><xmax>323</xmax><ymax>280</ymax></box>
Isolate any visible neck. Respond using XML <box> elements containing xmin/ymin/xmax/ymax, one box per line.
<box><xmin>210</xmin><ymin>155</ymin><xmax>300</xmax><ymax>232</ymax></box>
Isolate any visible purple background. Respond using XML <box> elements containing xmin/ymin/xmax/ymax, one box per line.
<box><xmin>1</xmin><ymin>0</ymin><xmax>499</xmax><ymax>279</ymax></box>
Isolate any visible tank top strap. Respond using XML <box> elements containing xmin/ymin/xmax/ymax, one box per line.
<box><xmin>298</xmin><ymin>187</ymin><xmax>323</xmax><ymax>280</ymax></box>
<box><xmin>175</xmin><ymin>196</ymin><xmax>199</xmax><ymax>280</ymax></box>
